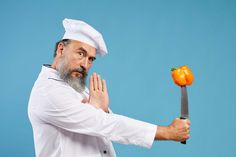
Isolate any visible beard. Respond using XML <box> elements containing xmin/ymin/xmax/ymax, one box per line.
<box><xmin>56</xmin><ymin>56</ymin><xmax>87</xmax><ymax>93</ymax></box>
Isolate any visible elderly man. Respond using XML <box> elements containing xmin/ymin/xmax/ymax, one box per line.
<box><xmin>28</xmin><ymin>18</ymin><xmax>190</xmax><ymax>157</ymax></box>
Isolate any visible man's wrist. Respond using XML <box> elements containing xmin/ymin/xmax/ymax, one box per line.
<box><xmin>155</xmin><ymin>126</ymin><xmax>171</xmax><ymax>141</ymax></box>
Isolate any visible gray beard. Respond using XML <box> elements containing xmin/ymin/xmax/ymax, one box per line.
<box><xmin>56</xmin><ymin>57</ymin><xmax>87</xmax><ymax>93</ymax></box>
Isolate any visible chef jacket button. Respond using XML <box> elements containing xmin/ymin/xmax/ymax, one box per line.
<box><xmin>103</xmin><ymin>150</ymin><xmax>107</xmax><ymax>154</ymax></box>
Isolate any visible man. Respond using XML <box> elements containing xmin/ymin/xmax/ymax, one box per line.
<box><xmin>28</xmin><ymin>18</ymin><xmax>190</xmax><ymax>157</ymax></box>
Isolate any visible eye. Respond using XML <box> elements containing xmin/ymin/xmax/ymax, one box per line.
<box><xmin>77</xmin><ymin>51</ymin><xmax>85</xmax><ymax>58</ymax></box>
<box><xmin>88</xmin><ymin>57</ymin><xmax>96</xmax><ymax>64</ymax></box>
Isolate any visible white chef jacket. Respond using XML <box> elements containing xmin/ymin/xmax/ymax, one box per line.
<box><xmin>28</xmin><ymin>65</ymin><xmax>157</xmax><ymax>157</ymax></box>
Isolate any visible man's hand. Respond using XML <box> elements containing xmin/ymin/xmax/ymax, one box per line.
<box><xmin>155</xmin><ymin>118</ymin><xmax>190</xmax><ymax>142</ymax></box>
<box><xmin>89</xmin><ymin>73</ymin><xmax>109</xmax><ymax>113</ymax></box>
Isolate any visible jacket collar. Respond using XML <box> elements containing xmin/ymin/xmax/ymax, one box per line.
<box><xmin>41</xmin><ymin>64</ymin><xmax>64</xmax><ymax>82</ymax></box>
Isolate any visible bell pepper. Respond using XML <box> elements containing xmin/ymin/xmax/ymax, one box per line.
<box><xmin>171</xmin><ymin>65</ymin><xmax>194</xmax><ymax>86</ymax></box>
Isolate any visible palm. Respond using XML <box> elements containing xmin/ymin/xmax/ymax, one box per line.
<box><xmin>89</xmin><ymin>73</ymin><xmax>109</xmax><ymax>112</ymax></box>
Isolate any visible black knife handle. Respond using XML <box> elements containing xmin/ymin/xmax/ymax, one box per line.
<box><xmin>180</xmin><ymin>117</ymin><xmax>187</xmax><ymax>144</ymax></box>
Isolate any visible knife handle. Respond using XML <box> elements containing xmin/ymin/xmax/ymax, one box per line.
<box><xmin>180</xmin><ymin>117</ymin><xmax>187</xmax><ymax>144</ymax></box>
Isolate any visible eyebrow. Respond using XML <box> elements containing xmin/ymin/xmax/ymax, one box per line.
<box><xmin>77</xmin><ymin>47</ymin><xmax>87</xmax><ymax>53</ymax></box>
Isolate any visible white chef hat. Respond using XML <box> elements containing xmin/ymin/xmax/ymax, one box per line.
<box><xmin>62</xmin><ymin>18</ymin><xmax>108</xmax><ymax>56</ymax></box>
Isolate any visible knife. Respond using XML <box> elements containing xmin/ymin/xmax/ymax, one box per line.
<box><xmin>180</xmin><ymin>85</ymin><xmax>189</xmax><ymax>144</ymax></box>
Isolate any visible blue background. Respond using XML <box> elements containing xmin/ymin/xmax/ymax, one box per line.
<box><xmin>1</xmin><ymin>0</ymin><xmax>235</xmax><ymax>156</ymax></box>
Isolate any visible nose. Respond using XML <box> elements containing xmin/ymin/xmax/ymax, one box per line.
<box><xmin>80</xmin><ymin>57</ymin><xmax>89</xmax><ymax>71</ymax></box>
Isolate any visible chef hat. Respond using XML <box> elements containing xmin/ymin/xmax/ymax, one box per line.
<box><xmin>62</xmin><ymin>18</ymin><xmax>108</xmax><ymax>56</ymax></box>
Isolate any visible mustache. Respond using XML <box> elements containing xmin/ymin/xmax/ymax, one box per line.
<box><xmin>71</xmin><ymin>67</ymin><xmax>87</xmax><ymax>78</ymax></box>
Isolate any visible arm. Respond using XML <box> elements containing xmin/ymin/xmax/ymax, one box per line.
<box><xmin>88</xmin><ymin>73</ymin><xmax>191</xmax><ymax>143</ymax></box>
<box><xmin>32</xmin><ymin>79</ymin><xmax>156</xmax><ymax>148</ymax></box>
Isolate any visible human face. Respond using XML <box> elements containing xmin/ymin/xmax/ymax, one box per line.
<box><xmin>56</xmin><ymin>40</ymin><xmax>96</xmax><ymax>92</ymax></box>
<box><xmin>60</xmin><ymin>40</ymin><xmax>96</xmax><ymax>78</ymax></box>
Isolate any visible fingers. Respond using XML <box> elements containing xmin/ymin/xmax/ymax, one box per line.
<box><xmin>172</xmin><ymin>118</ymin><xmax>191</xmax><ymax>141</ymax></box>
<box><xmin>186</xmin><ymin>119</ymin><xmax>191</xmax><ymax>125</ymax></box>
<box><xmin>183</xmin><ymin>119</ymin><xmax>190</xmax><ymax>140</ymax></box>
<box><xmin>97</xmin><ymin>74</ymin><xmax>102</xmax><ymax>90</ymax></box>
<box><xmin>88</xmin><ymin>73</ymin><xmax>109</xmax><ymax>113</ymax></box>
<box><xmin>90</xmin><ymin>75</ymin><xmax>94</xmax><ymax>91</ymax></box>
<box><xmin>182</xmin><ymin>119</ymin><xmax>190</xmax><ymax>130</ymax></box>
<box><xmin>178</xmin><ymin>118</ymin><xmax>190</xmax><ymax>126</ymax></box>
<box><xmin>90</xmin><ymin>73</ymin><xmax>97</xmax><ymax>91</ymax></box>
<box><xmin>90</xmin><ymin>73</ymin><xmax>106</xmax><ymax>91</ymax></box>
<box><xmin>102</xmin><ymin>79</ymin><xmax>107</xmax><ymax>92</ymax></box>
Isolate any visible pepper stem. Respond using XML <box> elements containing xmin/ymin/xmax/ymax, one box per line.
<box><xmin>171</xmin><ymin>68</ymin><xmax>177</xmax><ymax>71</ymax></box>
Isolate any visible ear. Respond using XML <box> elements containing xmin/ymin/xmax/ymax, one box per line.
<box><xmin>56</xmin><ymin>42</ymin><xmax>64</xmax><ymax>57</ymax></box>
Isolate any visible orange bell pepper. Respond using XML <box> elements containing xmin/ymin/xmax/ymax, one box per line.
<box><xmin>171</xmin><ymin>65</ymin><xmax>194</xmax><ymax>86</ymax></box>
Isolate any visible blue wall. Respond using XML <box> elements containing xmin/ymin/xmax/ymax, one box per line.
<box><xmin>1</xmin><ymin>0</ymin><xmax>236</xmax><ymax>156</ymax></box>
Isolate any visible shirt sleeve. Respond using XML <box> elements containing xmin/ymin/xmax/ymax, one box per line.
<box><xmin>33</xmin><ymin>84</ymin><xmax>157</xmax><ymax>148</ymax></box>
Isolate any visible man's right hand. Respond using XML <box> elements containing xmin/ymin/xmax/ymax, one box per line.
<box><xmin>155</xmin><ymin>118</ymin><xmax>190</xmax><ymax>142</ymax></box>
<box><xmin>88</xmin><ymin>73</ymin><xmax>109</xmax><ymax>113</ymax></box>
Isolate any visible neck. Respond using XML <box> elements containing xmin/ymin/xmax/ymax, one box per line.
<box><xmin>51</xmin><ymin>58</ymin><xmax>58</xmax><ymax>70</ymax></box>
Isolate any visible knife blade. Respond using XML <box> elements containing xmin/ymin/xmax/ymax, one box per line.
<box><xmin>180</xmin><ymin>85</ymin><xmax>189</xmax><ymax>144</ymax></box>
<box><xmin>181</xmin><ymin>85</ymin><xmax>189</xmax><ymax>119</ymax></box>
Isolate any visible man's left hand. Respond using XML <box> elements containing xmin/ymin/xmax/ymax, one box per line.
<box><xmin>88</xmin><ymin>73</ymin><xmax>109</xmax><ymax>113</ymax></box>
